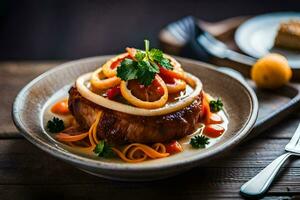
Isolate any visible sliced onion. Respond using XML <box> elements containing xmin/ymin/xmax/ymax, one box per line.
<box><xmin>76</xmin><ymin>72</ymin><xmax>202</xmax><ymax>116</ymax></box>
<box><xmin>126</xmin><ymin>47</ymin><xmax>137</xmax><ymax>59</ymax></box>
<box><xmin>166</xmin><ymin>79</ymin><xmax>187</xmax><ymax>94</ymax></box>
<box><xmin>120</xmin><ymin>75</ymin><xmax>168</xmax><ymax>109</ymax></box>
<box><xmin>164</xmin><ymin>54</ymin><xmax>182</xmax><ymax>69</ymax></box>
<box><xmin>102</xmin><ymin>53</ymin><xmax>129</xmax><ymax>78</ymax></box>
<box><xmin>90</xmin><ymin>67</ymin><xmax>121</xmax><ymax>90</ymax></box>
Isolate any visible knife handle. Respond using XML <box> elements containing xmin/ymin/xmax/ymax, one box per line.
<box><xmin>240</xmin><ymin>152</ymin><xmax>293</xmax><ymax>197</ymax></box>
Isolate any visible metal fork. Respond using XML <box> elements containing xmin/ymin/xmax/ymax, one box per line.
<box><xmin>240</xmin><ymin>123</ymin><xmax>300</xmax><ymax>197</ymax></box>
<box><xmin>166</xmin><ymin>16</ymin><xmax>256</xmax><ymax>66</ymax></box>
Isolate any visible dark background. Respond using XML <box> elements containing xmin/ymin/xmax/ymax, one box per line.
<box><xmin>0</xmin><ymin>0</ymin><xmax>299</xmax><ymax>60</ymax></box>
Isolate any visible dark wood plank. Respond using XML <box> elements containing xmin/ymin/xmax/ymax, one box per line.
<box><xmin>0</xmin><ymin>62</ymin><xmax>61</xmax><ymax>134</ymax></box>
<box><xmin>0</xmin><ymin>138</ymin><xmax>299</xmax><ymax>199</ymax></box>
<box><xmin>256</xmin><ymin>116</ymin><xmax>300</xmax><ymax>139</ymax></box>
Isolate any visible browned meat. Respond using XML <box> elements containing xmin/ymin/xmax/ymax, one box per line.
<box><xmin>68</xmin><ymin>86</ymin><xmax>203</xmax><ymax>144</ymax></box>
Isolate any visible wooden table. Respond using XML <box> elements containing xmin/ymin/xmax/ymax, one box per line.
<box><xmin>1</xmin><ymin>62</ymin><xmax>300</xmax><ymax>200</ymax></box>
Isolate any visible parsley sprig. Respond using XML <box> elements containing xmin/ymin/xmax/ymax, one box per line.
<box><xmin>117</xmin><ymin>40</ymin><xmax>172</xmax><ymax>86</ymax></box>
<box><xmin>209</xmin><ymin>98</ymin><xmax>223</xmax><ymax>112</ymax></box>
<box><xmin>190</xmin><ymin>135</ymin><xmax>210</xmax><ymax>148</ymax></box>
<box><xmin>47</xmin><ymin>117</ymin><xmax>65</xmax><ymax>133</ymax></box>
<box><xmin>93</xmin><ymin>140</ymin><xmax>115</xmax><ymax>158</ymax></box>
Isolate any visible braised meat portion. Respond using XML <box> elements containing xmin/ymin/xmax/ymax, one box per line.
<box><xmin>68</xmin><ymin>87</ymin><xmax>202</xmax><ymax>144</ymax></box>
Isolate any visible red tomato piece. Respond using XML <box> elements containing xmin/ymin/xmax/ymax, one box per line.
<box><xmin>159</xmin><ymin>66</ymin><xmax>184</xmax><ymax>80</ymax></box>
<box><xmin>208</xmin><ymin>113</ymin><xmax>223</xmax><ymax>124</ymax></box>
<box><xmin>126</xmin><ymin>47</ymin><xmax>137</xmax><ymax>59</ymax></box>
<box><xmin>159</xmin><ymin>72</ymin><xmax>176</xmax><ymax>84</ymax></box>
<box><xmin>51</xmin><ymin>99</ymin><xmax>70</xmax><ymax>115</ymax></box>
<box><xmin>110</xmin><ymin>56</ymin><xmax>130</xmax><ymax>69</ymax></box>
<box><xmin>204</xmin><ymin>124</ymin><xmax>225</xmax><ymax>138</ymax></box>
<box><xmin>165</xmin><ymin>140</ymin><xmax>183</xmax><ymax>154</ymax></box>
<box><xmin>152</xmin><ymin>78</ymin><xmax>165</xmax><ymax>96</ymax></box>
<box><xmin>110</xmin><ymin>59</ymin><xmax>122</xmax><ymax>69</ymax></box>
<box><xmin>106</xmin><ymin>86</ymin><xmax>121</xmax><ymax>99</ymax></box>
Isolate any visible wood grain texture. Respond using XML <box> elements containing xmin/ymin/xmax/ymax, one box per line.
<box><xmin>0</xmin><ymin>136</ymin><xmax>299</xmax><ymax>200</ymax></box>
<box><xmin>0</xmin><ymin>62</ymin><xmax>61</xmax><ymax>134</ymax></box>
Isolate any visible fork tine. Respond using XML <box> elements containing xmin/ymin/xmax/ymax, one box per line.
<box><xmin>286</xmin><ymin>123</ymin><xmax>300</xmax><ymax>148</ymax></box>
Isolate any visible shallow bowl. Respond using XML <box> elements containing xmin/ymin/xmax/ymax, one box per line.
<box><xmin>13</xmin><ymin>56</ymin><xmax>258</xmax><ymax>181</ymax></box>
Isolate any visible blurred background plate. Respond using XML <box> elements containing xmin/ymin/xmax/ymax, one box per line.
<box><xmin>235</xmin><ymin>12</ymin><xmax>300</xmax><ymax>68</ymax></box>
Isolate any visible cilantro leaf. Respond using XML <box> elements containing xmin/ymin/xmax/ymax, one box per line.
<box><xmin>135</xmin><ymin>50</ymin><xmax>146</xmax><ymax>61</ymax></box>
<box><xmin>47</xmin><ymin>117</ymin><xmax>65</xmax><ymax>133</ymax></box>
<box><xmin>116</xmin><ymin>39</ymin><xmax>173</xmax><ymax>86</ymax></box>
<box><xmin>190</xmin><ymin>135</ymin><xmax>210</xmax><ymax>148</ymax></box>
<box><xmin>149</xmin><ymin>48</ymin><xmax>173</xmax><ymax>70</ymax></box>
<box><xmin>149</xmin><ymin>48</ymin><xmax>163</xmax><ymax>61</ymax></box>
<box><xmin>93</xmin><ymin>140</ymin><xmax>115</xmax><ymax>158</ymax></box>
<box><xmin>117</xmin><ymin>58</ymin><xmax>138</xmax><ymax>81</ymax></box>
<box><xmin>144</xmin><ymin>39</ymin><xmax>150</xmax><ymax>54</ymax></box>
<box><xmin>159</xmin><ymin>57</ymin><xmax>173</xmax><ymax>70</ymax></box>
<box><xmin>137</xmin><ymin>61</ymin><xmax>157</xmax><ymax>86</ymax></box>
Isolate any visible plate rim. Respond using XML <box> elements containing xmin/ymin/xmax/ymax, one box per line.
<box><xmin>12</xmin><ymin>55</ymin><xmax>259</xmax><ymax>173</ymax></box>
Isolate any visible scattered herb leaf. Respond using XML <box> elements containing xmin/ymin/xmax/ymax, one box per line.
<box><xmin>47</xmin><ymin>117</ymin><xmax>65</xmax><ymax>133</ymax></box>
<box><xmin>94</xmin><ymin>140</ymin><xmax>115</xmax><ymax>158</ymax></box>
<box><xmin>209</xmin><ymin>98</ymin><xmax>223</xmax><ymax>112</ymax></box>
<box><xmin>190</xmin><ymin>135</ymin><xmax>210</xmax><ymax>148</ymax></box>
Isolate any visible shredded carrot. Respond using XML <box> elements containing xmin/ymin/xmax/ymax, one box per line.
<box><xmin>54</xmin><ymin>106</ymin><xmax>171</xmax><ymax>163</ymax></box>
<box><xmin>112</xmin><ymin>143</ymin><xmax>170</xmax><ymax>163</ymax></box>
<box><xmin>88</xmin><ymin>123</ymin><xmax>96</xmax><ymax>146</ymax></box>
<box><xmin>112</xmin><ymin>147</ymin><xmax>147</xmax><ymax>163</ymax></box>
<box><xmin>72</xmin><ymin>145</ymin><xmax>96</xmax><ymax>154</ymax></box>
<box><xmin>56</xmin><ymin>132</ymin><xmax>89</xmax><ymax>142</ymax></box>
<box><xmin>56</xmin><ymin>111</ymin><xmax>102</xmax><ymax>153</ymax></box>
<box><xmin>152</xmin><ymin>143</ymin><xmax>167</xmax><ymax>153</ymax></box>
<box><xmin>92</xmin><ymin>111</ymin><xmax>102</xmax><ymax>144</ymax></box>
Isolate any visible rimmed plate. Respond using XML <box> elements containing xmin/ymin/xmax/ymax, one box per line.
<box><xmin>235</xmin><ymin>12</ymin><xmax>300</xmax><ymax>68</ymax></box>
<box><xmin>12</xmin><ymin>56</ymin><xmax>258</xmax><ymax>181</ymax></box>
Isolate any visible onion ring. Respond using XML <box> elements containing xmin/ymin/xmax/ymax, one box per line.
<box><xmin>166</xmin><ymin>79</ymin><xmax>187</xmax><ymax>94</ymax></box>
<box><xmin>102</xmin><ymin>53</ymin><xmax>129</xmax><ymax>78</ymax></box>
<box><xmin>120</xmin><ymin>75</ymin><xmax>168</xmax><ymax>109</ymax></box>
<box><xmin>76</xmin><ymin>72</ymin><xmax>202</xmax><ymax>116</ymax></box>
<box><xmin>90</xmin><ymin>67</ymin><xmax>121</xmax><ymax>90</ymax></box>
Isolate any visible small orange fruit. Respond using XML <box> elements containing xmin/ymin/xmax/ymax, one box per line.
<box><xmin>251</xmin><ymin>53</ymin><xmax>292</xmax><ymax>89</ymax></box>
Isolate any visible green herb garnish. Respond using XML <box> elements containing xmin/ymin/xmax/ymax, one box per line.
<box><xmin>47</xmin><ymin>117</ymin><xmax>65</xmax><ymax>133</ymax></box>
<box><xmin>93</xmin><ymin>140</ymin><xmax>115</xmax><ymax>158</ymax></box>
<box><xmin>190</xmin><ymin>135</ymin><xmax>210</xmax><ymax>148</ymax></box>
<box><xmin>117</xmin><ymin>39</ymin><xmax>172</xmax><ymax>86</ymax></box>
<box><xmin>209</xmin><ymin>98</ymin><xmax>223</xmax><ymax>112</ymax></box>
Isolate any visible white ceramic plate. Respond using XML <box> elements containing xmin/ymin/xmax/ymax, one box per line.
<box><xmin>12</xmin><ymin>56</ymin><xmax>258</xmax><ymax>181</ymax></box>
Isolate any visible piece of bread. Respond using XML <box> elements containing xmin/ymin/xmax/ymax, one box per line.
<box><xmin>274</xmin><ymin>20</ymin><xmax>300</xmax><ymax>51</ymax></box>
